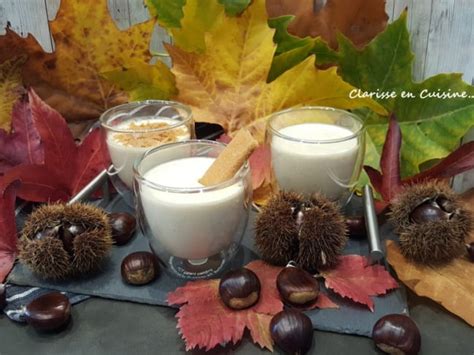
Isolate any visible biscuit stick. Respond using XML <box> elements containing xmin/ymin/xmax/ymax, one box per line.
<box><xmin>199</xmin><ymin>129</ymin><xmax>258</xmax><ymax>186</ymax></box>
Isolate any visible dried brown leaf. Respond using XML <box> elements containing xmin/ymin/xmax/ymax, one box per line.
<box><xmin>386</xmin><ymin>240</ymin><xmax>474</xmax><ymax>327</ymax></box>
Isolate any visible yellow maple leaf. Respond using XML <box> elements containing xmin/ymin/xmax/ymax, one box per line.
<box><xmin>166</xmin><ymin>0</ymin><xmax>386</xmax><ymax>136</ymax></box>
<box><xmin>0</xmin><ymin>0</ymin><xmax>157</xmax><ymax>122</ymax></box>
<box><xmin>0</xmin><ymin>56</ymin><xmax>25</xmax><ymax>132</ymax></box>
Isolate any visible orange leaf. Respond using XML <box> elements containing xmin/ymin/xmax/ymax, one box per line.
<box><xmin>167</xmin><ymin>259</ymin><xmax>342</xmax><ymax>351</ymax></box>
<box><xmin>168</xmin><ymin>260</ymin><xmax>283</xmax><ymax>351</ymax></box>
<box><xmin>266</xmin><ymin>0</ymin><xmax>388</xmax><ymax>49</ymax></box>
<box><xmin>386</xmin><ymin>241</ymin><xmax>474</xmax><ymax>327</ymax></box>
<box><xmin>321</xmin><ymin>255</ymin><xmax>398</xmax><ymax>311</ymax></box>
<box><xmin>0</xmin><ymin>0</ymin><xmax>155</xmax><ymax>121</ymax></box>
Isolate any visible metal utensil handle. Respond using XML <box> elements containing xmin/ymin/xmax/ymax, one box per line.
<box><xmin>68</xmin><ymin>168</ymin><xmax>110</xmax><ymax>205</ymax></box>
<box><xmin>363</xmin><ymin>185</ymin><xmax>384</xmax><ymax>264</ymax></box>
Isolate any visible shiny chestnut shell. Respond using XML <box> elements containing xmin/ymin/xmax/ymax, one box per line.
<box><xmin>24</xmin><ymin>292</ymin><xmax>71</xmax><ymax>332</ymax></box>
<box><xmin>346</xmin><ymin>215</ymin><xmax>367</xmax><ymax>237</ymax></box>
<box><xmin>0</xmin><ymin>284</ymin><xmax>6</xmax><ymax>311</ymax></box>
<box><xmin>121</xmin><ymin>251</ymin><xmax>159</xmax><ymax>285</ymax></box>
<box><xmin>467</xmin><ymin>242</ymin><xmax>474</xmax><ymax>262</ymax></box>
<box><xmin>277</xmin><ymin>267</ymin><xmax>319</xmax><ymax>306</ymax></box>
<box><xmin>270</xmin><ymin>309</ymin><xmax>313</xmax><ymax>355</ymax></box>
<box><xmin>372</xmin><ymin>314</ymin><xmax>421</xmax><ymax>355</ymax></box>
<box><xmin>219</xmin><ymin>268</ymin><xmax>261</xmax><ymax>310</ymax></box>
<box><xmin>110</xmin><ymin>212</ymin><xmax>136</xmax><ymax>246</ymax></box>
<box><xmin>410</xmin><ymin>199</ymin><xmax>451</xmax><ymax>224</ymax></box>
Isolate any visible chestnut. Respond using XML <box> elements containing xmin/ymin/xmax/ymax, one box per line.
<box><xmin>277</xmin><ymin>266</ymin><xmax>319</xmax><ymax>306</ymax></box>
<box><xmin>121</xmin><ymin>251</ymin><xmax>159</xmax><ymax>285</ymax></box>
<box><xmin>60</xmin><ymin>223</ymin><xmax>85</xmax><ymax>255</ymax></box>
<box><xmin>346</xmin><ymin>215</ymin><xmax>366</xmax><ymax>237</ymax></box>
<box><xmin>410</xmin><ymin>198</ymin><xmax>452</xmax><ymax>224</ymax></box>
<box><xmin>219</xmin><ymin>268</ymin><xmax>261</xmax><ymax>310</ymax></box>
<box><xmin>372</xmin><ymin>314</ymin><xmax>421</xmax><ymax>355</ymax></box>
<box><xmin>34</xmin><ymin>226</ymin><xmax>60</xmax><ymax>240</ymax></box>
<box><xmin>270</xmin><ymin>309</ymin><xmax>313</xmax><ymax>355</ymax></box>
<box><xmin>110</xmin><ymin>212</ymin><xmax>136</xmax><ymax>246</ymax></box>
<box><xmin>467</xmin><ymin>242</ymin><xmax>474</xmax><ymax>262</ymax></box>
<box><xmin>24</xmin><ymin>292</ymin><xmax>71</xmax><ymax>332</ymax></box>
<box><xmin>0</xmin><ymin>284</ymin><xmax>6</xmax><ymax>311</ymax></box>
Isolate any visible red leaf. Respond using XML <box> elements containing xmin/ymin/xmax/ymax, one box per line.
<box><xmin>28</xmin><ymin>89</ymin><xmax>77</xmax><ymax>182</ymax></box>
<box><xmin>0</xmin><ymin>94</ymin><xmax>44</xmax><ymax>174</ymax></box>
<box><xmin>404</xmin><ymin>141</ymin><xmax>474</xmax><ymax>185</ymax></box>
<box><xmin>71</xmin><ymin>128</ymin><xmax>110</xmax><ymax>195</ymax></box>
<box><xmin>249</xmin><ymin>144</ymin><xmax>271</xmax><ymax>190</ymax></box>
<box><xmin>217</xmin><ymin>134</ymin><xmax>271</xmax><ymax>190</ymax></box>
<box><xmin>364</xmin><ymin>166</ymin><xmax>383</xmax><ymax>194</ymax></box>
<box><xmin>0</xmin><ymin>181</ymin><xmax>19</xmax><ymax>282</ymax></box>
<box><xmin>0</xmin><ymin>88</ymin><xmax>110</xmax><ymax>202</ymax></box>
<box><xmin>379</xmin><ymin>114</ymin><xmax>402</xmax><ymax>201</ymax></box>
<box><xmin>321</xmin><ymin>255</ymin><xmax>398</xmax><ymax>312</ymax></box>
<box><xmin>311</xmin><ymin>293</ymin><xmax>339</xmax><ymax>310</ymax></box>
<box><xmin>0</xmin><ymin>164</ymin><xmax>70</xmax><ymax>202</ymax></box>
<box><xmin>167</xmin><ymin>260</ymin><xmax>284</xmax><ymax>351</ymax></box>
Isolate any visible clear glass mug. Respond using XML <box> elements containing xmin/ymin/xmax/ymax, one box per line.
<box><xmin>266</xmin><ymin>106</ymin><xmax>365</xmax><ymax>203</ymax></box>
<box><xmin>134</xmin><ymin>140</ymin><xmax>252</xmax><ymax>279</ymax></box>
<box><xmin>100</xmin><ymin>100</ymin><xmax>194</xmax><ymax>206</ymax></box>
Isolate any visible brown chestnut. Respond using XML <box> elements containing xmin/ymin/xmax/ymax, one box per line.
<box><xmin>467</xmin><ymin>242</ymin><xmax>474</xmax><ymax>262</ymax></box>
<box><xmin>34</xmin><ymin>226</ymin><xmax>60</xmax><ymax>240</ymax></box>
<box><xmin>372</xmin><ymin>314</ymin><xmax>421</xmax><ymax>355</ymax></box>
<box><xmin>346</xmin><ymin>215</ymin><xmax>367</xmax><ymax>237</ymax></box>
<box><xmin>270</xmin><ymin>309</ymin><xmax>313</xmax><ymax>355</ymax></box>
<box><xmin>219</xmin><ymin>268</ymin><xmax>260</xmax><ymax>310</ymax></box>
<box><xmin>60</xmin><ymin>224</ymin><xmax>85</xmax><ymax>255</ymax></box>
<box><xmin>24</xmin><ymin>292</ymin><xmax>71</xmax><ymax>332</ymax></box>
<box><xmin>410</xmin><ymin>198</ymin><xmax>452</xmax><ymax>224</ymax></box>
<box><xmin>0</xmin><ymin>284</ymin><xmax>6</xmax><ymax>311</ymax></box>
<box><xmin>110</xmin><ymin>212</ymin><xmax>136</xmax><ymax>246</ymax></box>
<box><xmin>121</xmin><ymin>251</ymin><xmax>159</xmax><ymax>285</ymax></box>
<box><xmin>277</xmin><ymin>266</ymin><xmax>319</xmax><ymax>306</ymax></box>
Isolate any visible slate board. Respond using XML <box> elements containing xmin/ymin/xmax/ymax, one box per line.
<box><xmin>8</xmin><ymin>195</ymin><xmax>407</xmax><ymax>337</ymax></box>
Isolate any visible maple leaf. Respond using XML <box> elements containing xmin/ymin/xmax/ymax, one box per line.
<box><xmin>364</xmin><ymin>115</ymin><xmax>474</xmax><ymax>205</ymax></box>
<box><xmin>0</xmin><ymin>181</ymin><xmax>18</xmax><ymax>282</ymax></box>
<box><xmin>167</xmin><ymin>259</ymin><xmax>338</xmax><ymax>351</ymax></box>
<box><xmin>0</xmin><ymin>56</ymin><xmax>25</xmax><ymax>132</ymax></box>
<box><xmin>160</xmin><ymin>0</ymin><xmax>385</xmax><ymax>135</ymax></box>
<box><xmin>0</xmin><ymin>0</ymin><xmax>157</xmax><ymax>122</ymax></box>
<box><xmin>0</xmin><ymin>93</ymin><xmax>44</xmax><ymax>174</ymax></box>
<box><xmin>168</xmin><ymin>260</ymin><xmax>283</xmax><ymax>351</ymax></box>
<box><xmin>266</xmin><ymin>0</ymin><xmax>388</xmax><ymax>49</ymax></box>
<box><xmin>321</xmin><ymin>255</ymin><xmax>398</xmax><ymax>312</ymax></box>
<box><xmin>386</xmin><ymin>240</ymin><xmax>474</xmax><ymax>327</ymax></box>
<box><xmin>0</xmin><ymin>89</ymin><xmax>110</xmax><ymax>202</ymax></box>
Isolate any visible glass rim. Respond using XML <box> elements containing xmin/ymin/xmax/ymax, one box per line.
<box><xmin>100</xmin><ymin>100</ymin><xmax>193</xmax><ymax>134</ymax></box>
<box><xmin>133</xmin><ymin>139</ymin><xmax>250</xmax><ymax>193</ymax></box>
<box><xmin>267</xmin><ymin>106</ymin><xmax>365</xmax><ymax>144</ymax></box>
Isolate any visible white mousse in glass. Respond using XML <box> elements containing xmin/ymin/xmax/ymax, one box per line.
<box><xmin>271</xmin><ymin>122</ymin><xmax>360</xmax><ymax>199</ymax></box>
<box><xmin>106</xmin><ymin>118</ymin><xmax>190</xmax><ymax>188</ymax></box>
<box><xmin>140</xmin><ymin>156</ymin><xmax>247</xmax><ymax>261</ymax></box>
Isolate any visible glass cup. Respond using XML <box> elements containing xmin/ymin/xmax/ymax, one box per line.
<box><xmin>134</xmin><ymin>140</ymin><xmax>252</xmax><ymax>279</ymax></box>
<box><xmin>266</xmin><ymin>106</ymin><xmax>365</xmax><ymax>202</ymax></box>
<box><xmin>100</xmin><ymin>100</ymin><xmax>194</xmax><ymax>206</ymax></box>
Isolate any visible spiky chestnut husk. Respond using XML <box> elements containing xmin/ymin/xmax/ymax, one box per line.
<box><xmin>389</xmin><ymin>181</ymin><xmax>473</xmax><ymax>265</ymax></box>
<box><xmin>255</xmin><ymin>191</ymin><xmax>347</xmax><ymax>272</ymax></box>
<box><xmin>19</xmin><ymin>203</ymin><xmax>113</xmax><ymax>280</ymax></box>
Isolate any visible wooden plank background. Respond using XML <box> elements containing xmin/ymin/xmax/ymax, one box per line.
<box><xmin>1</xmin><ymin>0</ymin><xmax>473</xmax><ymax>190</ymax></box>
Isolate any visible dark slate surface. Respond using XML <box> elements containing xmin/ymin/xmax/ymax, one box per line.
<box><xmin>7</xmin><ymin>195</ymin><xmax>407</xmax><ymax>337</ymax></box>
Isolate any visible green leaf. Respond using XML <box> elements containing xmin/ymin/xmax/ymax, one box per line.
<box><xmin>146</xmin><ymin>0</ymin><xmax>186</xmax><ymax>28</ymax></box>
<box><xmin>274</xmin><ymin>11</ymin><xmax>474</xmax><ymax>178</ymax></box>
<box><xmin>102</xmin><ymin>61</ymin><xmax>177</xmax><ymax>101</ymax></box>
<box><xmin>268</xmin><ymin>16</ymin><xmax>338</xmax><ymax>81</ymax></box>
<box><xmin>218</xmin><ymin>0</ymin><xmax>251</xmax><ymax>16</ymax></box>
